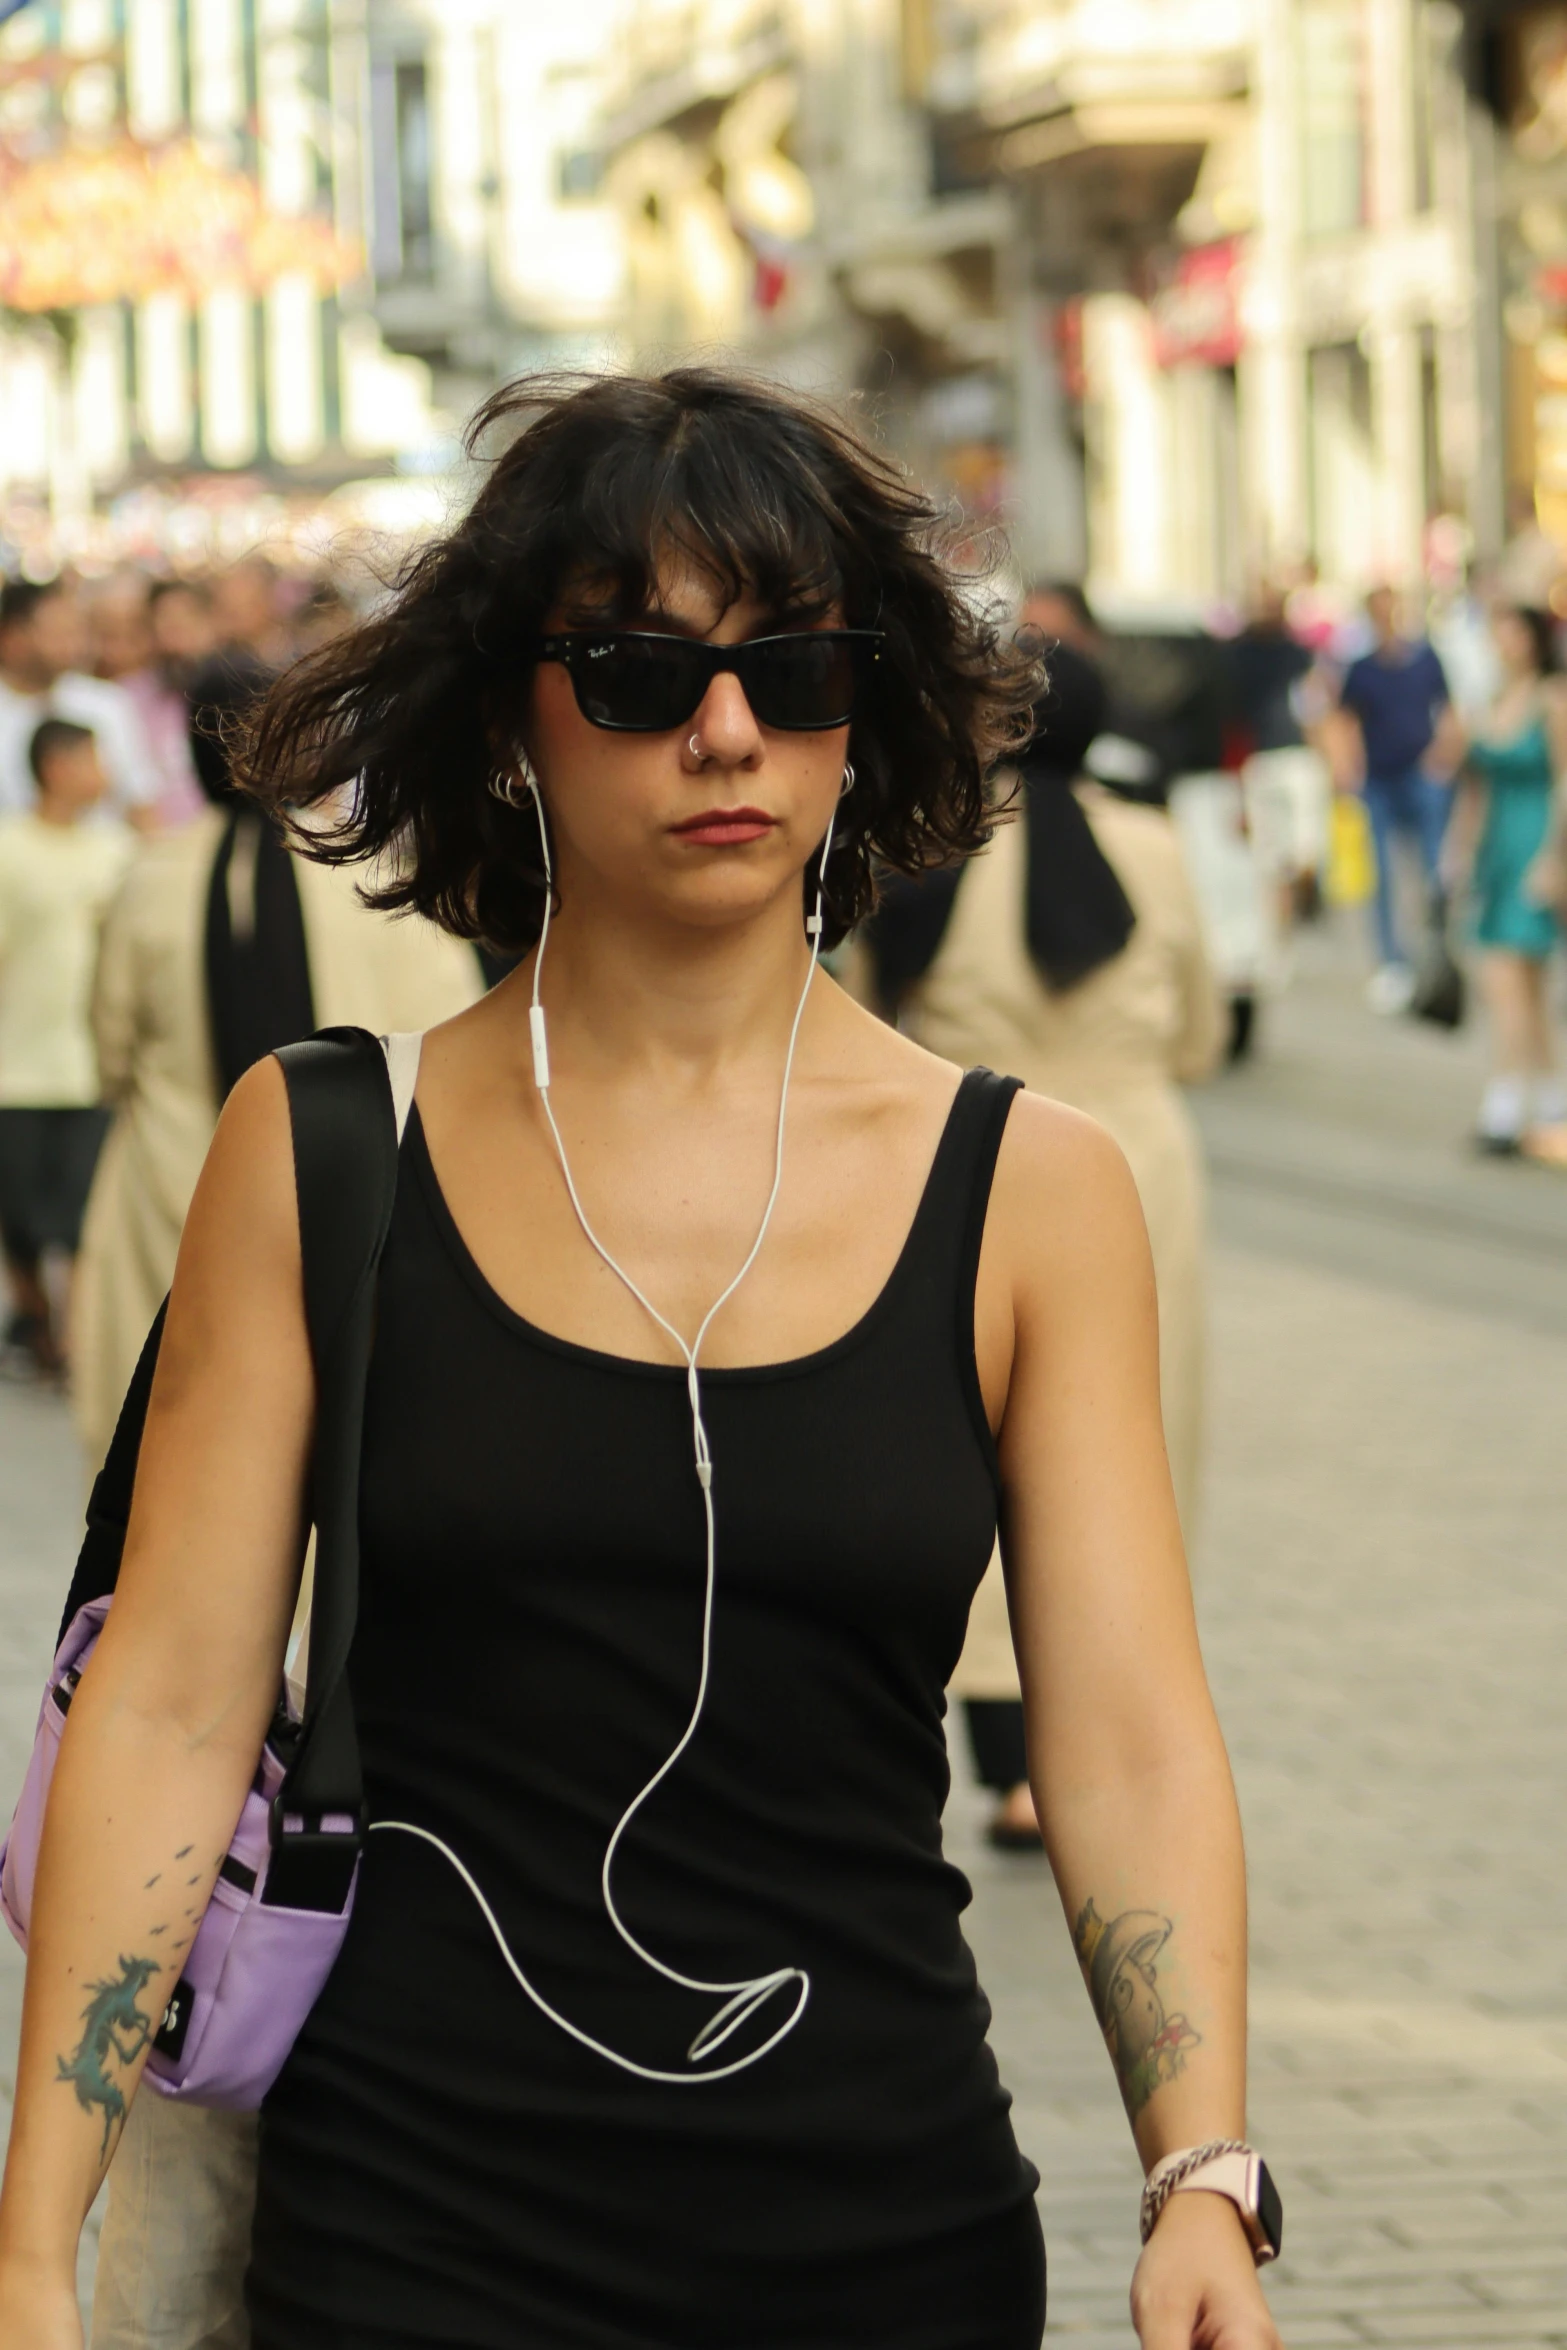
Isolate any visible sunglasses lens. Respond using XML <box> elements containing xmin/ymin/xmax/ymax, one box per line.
<box><xmin>746</xmin><ymin>635</ymin><xmax>860</xmax><ymax>729</ymax></box>
<box><xmin>570</xmin><ymin>638</ymin><xmax>708</xmax><ymax>730</ymax></box>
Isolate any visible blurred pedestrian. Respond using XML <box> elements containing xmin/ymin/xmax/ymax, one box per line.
<box><xmin>0</xmin><ymin>581</ymin><xmax>159</xmax><ymax>826</ymax></box>
<box><xmin>90</xmin><ymin>576</ymin><xmax>206</xmax><ymax>829</ymax></box>
<box><xmin>0</xmin><ymin>719</ymin><xmax>132</xmax><ymax>1377</ymax></box>
<box><xmin>1018</xmin><ymin>578</ymin><xmax>1101</xmax><ymax>657</ymax></box>
<box><xmin>1429</xmin><ymin>565</ymin><xmax>1501</xmax><ymax>731</ymax></box>
<box><xmin>73</xmin><ymin>768</ymin><xmax>485</xmax><ymax>1469</ymax></box>
<box><xmin>1229</xmin><ymin>583</ymin><xmax>1332</xmax><ymax>936</ymax></box>
<box><xmin>186</xmin><ymin>639</ymin><xmax>276</xmax><ymax>809</ymax></box>
<box><xmin>288</xmin><ymin>577</ymin><xmax>356</xmax><ymax>657</ymax></box>
<box><xmin>147</xmin><ymin>576</ymin><xmax>219</xmax><ymax>680</ymax></box>
<box><xmin>211</xmin><ymin>552</ymin><xmax>293</xmax><ymax>670</ymax></box>
<box><xmin>860</xmin><ymin>643</ymin><xmax>1222</xmax><ymax>1845</ymax></box>
<box><xmin>1447</xmin><ymin>602</ymin><xmax>1567</xmax><ymax>1154</ymax></box>
<box><xmin>1338</xmin><ymin>585</ymin><xmax>1464</xmax><ymax>1011</ymax></box>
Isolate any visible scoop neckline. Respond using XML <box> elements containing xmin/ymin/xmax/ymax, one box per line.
<box><xmin>1475</xmin><ymin>705</ymin><xmax>1547</xmax><ymax>753</ymax></box>
<box><xmin>405</xmin><ymin>1075</ymin><xmax>975</xmax><ymax>1386</ymax></box>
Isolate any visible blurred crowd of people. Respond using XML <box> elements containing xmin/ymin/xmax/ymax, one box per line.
<box><xmin>0</xmin><ymin>555</ymin><xmax>481</xmax><ymax>1411</ymax></box>
<box><xmin>0</xmin><ymin>539</ymin><xmax>1562</xmax><ymax>1513</ymax></box>
<box><xmin>1010</xmin><ymin>569</ymin><xmax>1567</xmax><ymax>1162</ymax></box>
<box><xmin>1240</xmin><ymin>571</ymin><xmax>1567</xmax><ymax>1158</ymax></box>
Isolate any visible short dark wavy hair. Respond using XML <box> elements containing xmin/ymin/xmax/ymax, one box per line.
<box><xmin>238</xmin><ymin>367</ymin><xmax>1039</xmax><ymax>950</ymax></box>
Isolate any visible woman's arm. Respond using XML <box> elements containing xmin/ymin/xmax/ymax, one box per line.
<box><xmin>983</xmin><ymin>1099</ymin><xmax>1278</xmax><ymax>2350</ymax></box>
<box><xmin>1524</xmin><ymin>680</ymin><xmax>1567</xmax><ymax>910</ymax></box>
<box><xmin>0</xmin><ymin>1060</ymin><xmax>314</xmax><ymax>2342</ymax></box>
<box><xmin>1441</xmin><ymin>767</ymin><xmax>1485</xmax><ymax>895</ymax></box>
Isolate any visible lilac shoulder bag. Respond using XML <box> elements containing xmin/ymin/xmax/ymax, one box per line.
<box><xmin>0</xmin><ymin>1025</ymin><xmax>417</xmax><ymax>2109</ymax></box>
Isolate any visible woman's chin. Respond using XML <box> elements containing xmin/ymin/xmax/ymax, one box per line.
<box><xmin>625</xmin><ymin>864</ymin><xmax>808</xmax><ymax>937</ymax></box>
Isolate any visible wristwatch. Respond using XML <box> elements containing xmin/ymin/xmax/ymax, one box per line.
<box><xmin>1139</xmin><ymin>2140</ymin><xmax>1283</xmax><ymax>2265</ymax></box>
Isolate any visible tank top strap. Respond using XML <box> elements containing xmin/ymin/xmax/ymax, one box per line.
<box><xmin>898</xmin><ymin>1067</ymin><xmax>1022</xmax><ymax>1476</ymax></box>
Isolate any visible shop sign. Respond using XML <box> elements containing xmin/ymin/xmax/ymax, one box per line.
<box><xmin>1151</xmin><ymin>238</ymin><xmax>1245</xmax><ymax>370</ymax></box>
<box><xmin>1054</xmin><ymin>297</ymin><xmax>1086</xmax><ymax>400</ymax></box>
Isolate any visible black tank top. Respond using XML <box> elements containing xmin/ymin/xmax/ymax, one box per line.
<box><xmin>249</xmin><ymin>1068</ymin><xmax>1045</xmax><ymax>2350</ymax></box>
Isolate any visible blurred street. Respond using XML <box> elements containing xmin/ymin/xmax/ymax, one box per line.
<box><xmin>3</xmin><ymin>913</ymin><xmax>1564</xmax><ymax>2345</ymax></box>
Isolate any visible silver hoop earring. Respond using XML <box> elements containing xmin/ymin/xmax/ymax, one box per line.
<box><xmin>839</xmin><ymin>760</ymin><xmax>855</xmax><ymax>800</ymax></box>
<box><xmin>487</xmin><ymin>748</ymin><xmax>539</xmax><ymax>809</ymax></box>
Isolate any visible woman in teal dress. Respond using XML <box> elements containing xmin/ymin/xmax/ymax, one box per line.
<box><xmin>1460</xmin><ymin>603</ymin><xmax>1567</xmax><ymax>1152</ymax></box>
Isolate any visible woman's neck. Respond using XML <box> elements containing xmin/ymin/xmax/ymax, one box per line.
<box><xmin>526</xmin><ymin>889</ymin><xmax>820</xmax><ymax>1091</ymax></box>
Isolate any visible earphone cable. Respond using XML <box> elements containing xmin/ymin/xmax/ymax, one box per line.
<box><xmin>374</xmin><ymin>774</ymin><xmax>834</xmax><ymax>2080</ymax></box>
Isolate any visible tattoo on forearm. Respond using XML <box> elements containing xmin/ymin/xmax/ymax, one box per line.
<box><xmin>56</xmin><ymin>1954</ymin><xmax>161</xmax><ymax>2159</ymax></box>
<box><xmin>53</xmin><ymin>1842</ymin><xmax>211</xmax><ymax>2159</ymax></box>
<box><xmin>1073</xmin><ymin>1898</ymin><xmax>1201</xmax><ymax>2117</ymax></box>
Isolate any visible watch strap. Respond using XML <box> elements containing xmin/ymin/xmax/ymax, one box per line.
<box><xmin>1140</xmin><ymin>2139</ymin><xmax>1281</xmax><ymax>2265</ymax></box>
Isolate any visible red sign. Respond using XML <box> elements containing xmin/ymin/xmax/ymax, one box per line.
<box><xmin>1054</xmin><ymin>297</ymin><xmax>1085</xmax><ymax>401</ymax></box>
<box><xmin>1150</xmin><ymin>238</ymin><xmax>1245</xmax><ymax>370</ymax></box>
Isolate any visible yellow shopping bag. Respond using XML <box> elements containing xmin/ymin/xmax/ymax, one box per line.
<box><xmin>1326</xmin><ymin>790</ymin><xmax>1375</xmax><ymax>906</ymax></box>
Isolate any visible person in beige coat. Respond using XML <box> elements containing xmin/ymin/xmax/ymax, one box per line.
<box><xmin>74</xmin><ymin>805</ymin><xmax>483</xmax><ymax>1470</ymax></box>
<box><xmin>910</xmin><ymin>790</ymin><xmax>1222</xmax><ymax>1528</ymax></box>
<box><xmin>858</xmin><ymin>643</ymin><xmax>1222</xmax><ymax>1843</ymax></box>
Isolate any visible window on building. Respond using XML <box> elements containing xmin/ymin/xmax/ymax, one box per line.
<box><xmin>370</xmin><ymin>54</ymin><xmax>434</xmax><ymax>282</ymax></box>
<box><xmin>395</xmin><ymin>62</ymin><xmax>433</xmax><ymax>277</ymax></box>
<box><xmin>1310</xmin><ymin>342</ymin><xmax>1377</xmax><ymax>581</ymax></box>
<box><xmin>1299</xmin><ymin>0</ymin><xmax>1366</xmax><ymax>238</ymax></box>
<box><xmin>557</xmin><ymin>148</ymin><xmax>604</xmax><ymax>202</ymax></box>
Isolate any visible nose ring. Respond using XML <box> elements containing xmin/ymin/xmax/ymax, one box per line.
<box><xmin>689</xmin><ymin>732</ymin><xmax>704</xmax><ymax>760</ymax></box>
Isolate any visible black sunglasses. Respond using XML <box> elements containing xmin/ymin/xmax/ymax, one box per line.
<box><xmin>533</xmin><ymin>629</ymin><xmax>883</xmax><ymax>733</ymax></box>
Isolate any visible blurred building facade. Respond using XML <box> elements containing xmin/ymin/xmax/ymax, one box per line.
<box><xmin>596</xmin><ymin>0</ymin><xmax>1520</xmax><ymax>612</ymax></box>
<box><xmin>6</xmin><ymin>0</ymin><xmax>1566</xmax><ymax>613</ymax></box>
<box><xmin>1473</xmin><ymin>1</ymin><xmax>1567</xmax><ymax>577</ymax></box>
<box><xmin>0</xmin><ymin>0</ymin><xmax>624</xmax><ymax>567</ymax></box>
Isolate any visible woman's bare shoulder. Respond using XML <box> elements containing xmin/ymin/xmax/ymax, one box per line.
<box><xmin>172</xmin><ymin>1055</ymin><xmax>301</xmax><ymax>1310</ymax></box>
<box><xmin>991</xmin><ymin>1087</ymin><xmax>1149</xmax><ymax>1282</ymax></box>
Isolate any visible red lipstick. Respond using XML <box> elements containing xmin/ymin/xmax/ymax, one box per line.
<box><xmin>670</xmin><ymin>806</ymin><xmax>777</xmax><ymax>847</ymax></box>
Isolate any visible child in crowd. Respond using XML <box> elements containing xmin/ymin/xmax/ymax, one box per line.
<box><xmin>0</xmin><ymin>719</ymin><xmax>132</xmax><ymax>1376</ymax></box>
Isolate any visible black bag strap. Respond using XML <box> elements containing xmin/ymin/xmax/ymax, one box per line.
<box><xmin>54</xmin><ymin>1026</ymin><xmax>400</xmax><ymax>1912</ymax></box>
<box><xmin>57</xmin><ymin>1302</ymin><xmax>169</xmax><ymax>1647</ymax></box>
<box><xmin>264</xmin><ymin>1026</ymin><xmax>400</xmax><ymax>1907</ymax></box>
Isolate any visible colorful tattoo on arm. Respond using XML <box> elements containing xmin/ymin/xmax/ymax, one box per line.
<box><xmin>1073</xmin><ymin>1898</ymin><xmax>1201</xmax><ymax>2118</ymax></box>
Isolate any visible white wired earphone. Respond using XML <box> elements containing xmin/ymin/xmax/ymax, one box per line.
<box><xmin>373</xmin><ymin>754</ymin><xmax>847</xmax><ymax>2083</ymax></box>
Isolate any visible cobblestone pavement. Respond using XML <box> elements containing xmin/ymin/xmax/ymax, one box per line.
<box><xmin>2</xmin><ymin>915</ymin><xmax>1564</xmax><ymax>2343</ymax></box>
<box><xmin>959</xmin><ymin>925</ymin><xmax>1567</xmax><ymax>2347</ymax></box>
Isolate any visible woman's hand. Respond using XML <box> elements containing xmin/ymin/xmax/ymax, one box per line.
<box><xmin>1130</xmin><ymin>2191</ymin><xmax>1284</xmax><ymax>2350</ymax></box>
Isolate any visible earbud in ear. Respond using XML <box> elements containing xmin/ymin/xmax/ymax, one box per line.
<box><xmin>527</xmin><ymin>776</ymin><xmax>555</xmax><ymax>1092</ymax></box>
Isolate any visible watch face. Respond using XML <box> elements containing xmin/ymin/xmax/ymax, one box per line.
<box><xmin>1256</xmin><ymin>2161</ymin><xmax>1284</xmax><ymax>2260</ymax></box>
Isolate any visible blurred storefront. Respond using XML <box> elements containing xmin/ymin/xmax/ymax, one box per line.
<box><xmin>5</xmin><ymin>0</ymin><xmax>1535</xmax><ymax>608</ymax></box>
<box><xmin>0</xmin><ymin>0</ymin><xmax>625</xmax><ymax>575</ymax></box>
<box><xmin>1474</xmin><ymin>1</ymin><xmax>1567</xmax><ymax>593</ymax></box>
<box><xmin>596</xmin><ymin>1</ymin><xmax>1017</xmax><ymax>547</ymax></box>
<box><xmin>590</xmin><ymin>1</ymin><xmax>1496</xmax><ymax>611</ymax></box>
<box><xmin>931</xmin><ymin>0</ymin><xmax>1485</xmax><ymax>607</ymax></box>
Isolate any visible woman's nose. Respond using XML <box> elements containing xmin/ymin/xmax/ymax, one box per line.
<box><xmin>690</xmin><ymin>670</ymin><xmax>762</xmax><ymax>762</ymax></box>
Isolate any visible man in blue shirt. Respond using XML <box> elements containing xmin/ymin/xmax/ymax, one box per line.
<box><xmin>1339</xmin><ymin>586</ymin><xmax>1462</xmax><ymax>1009</ymax></box>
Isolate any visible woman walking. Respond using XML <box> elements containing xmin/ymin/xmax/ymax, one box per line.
<box><xmin>0</xmin><ymin>371</ymin><xmax>1280</xmax><ymax>2350</ymax></box>
<box><xmin>1458</xmin><ymin>603</ymin><xmax>1566</xmax><ymax>1153</ymax></box>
